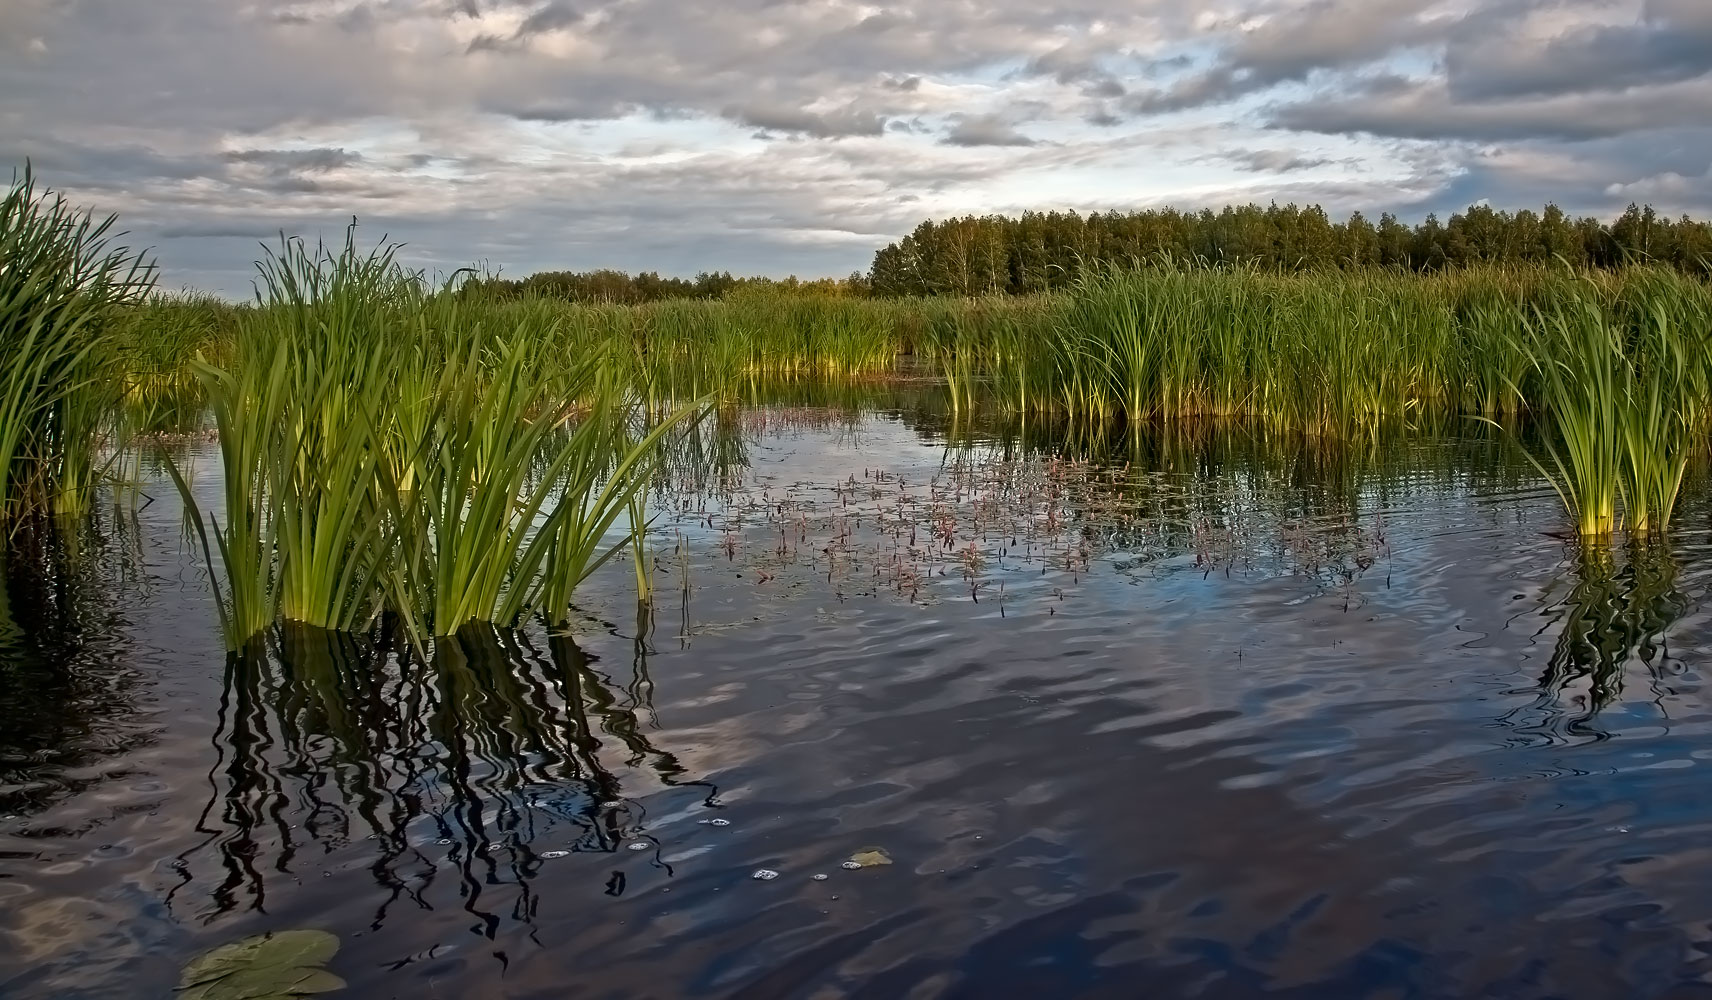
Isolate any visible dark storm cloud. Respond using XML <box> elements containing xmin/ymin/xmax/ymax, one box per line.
<box><xmin>466</xmin><ymin>0</ymin><xmax>582</xmax><ymax>50</ymax></box>
<box><xmin>226</xmin><ymin>148</ymin><xmax>363</xmax><ymax>172</ymax></box>
<box><xmin>1126</xmin><ymin>0</ymin><xmax>1443</xmax><ymax>112</ymax></box>
<box><xmin>2</xmin><ymin>137</ymin><xmax>222</xmax><ymax>189</ymax></box>
<box><xmin>517</xmin><ymin>2</ymin><xmax>581</xmax><ymax>34</ymax></box>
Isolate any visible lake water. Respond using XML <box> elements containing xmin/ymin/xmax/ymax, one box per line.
<box><xmin>5</xmin><ymin>400</ymin><xmax>1712</xmax><ymax>999</ymax></box>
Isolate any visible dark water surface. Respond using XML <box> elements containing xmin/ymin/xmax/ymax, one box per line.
<box><xmin>5</xmin><ymin>405</ymin><xmax>1712</xmax><ymax>999</ymax></box>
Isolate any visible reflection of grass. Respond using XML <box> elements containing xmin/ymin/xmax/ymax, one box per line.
<box><xmin>179</xmin><ymin>622</ymin><xmax>712</xmax><ymax>924</ymax></box>
<box><xmin>0</xmin><ymin>505</ymin><xmax>144</xmax><ymax>817</ymax></box>
<box><xmin>1520</xmin><ymin>539</ymin><xmax>1687</xmax><ymax>739</ymax></box>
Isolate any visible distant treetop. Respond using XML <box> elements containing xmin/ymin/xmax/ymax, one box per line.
<box><xmin>463</xmin><ymin>268</ymin><xmax>870</xmax><ymax>304</ymax></box>
<box><xmin>866</xmin><ymin>203</ymin><xmax>1712</xmax><ymax>297</ymax></box>
<box><xmin>477</xmin><ymin>203</ymin><xmax>1710</xmax><ymax>303</ymax></box>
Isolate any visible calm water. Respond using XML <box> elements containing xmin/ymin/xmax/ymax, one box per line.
<box><xmin>5</xmin><ymin>402</ymin><xmax>1712</xmax><ymax>999</ymax></box>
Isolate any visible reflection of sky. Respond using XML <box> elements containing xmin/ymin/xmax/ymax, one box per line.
<box><xmin>8</xmin><ymin>410</ymin><xmax>1712</xmax><ymax>997</ymax></box>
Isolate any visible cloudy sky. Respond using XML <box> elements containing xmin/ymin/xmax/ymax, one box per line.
<box><xmin>4</xmin><ymin>0</ymin><xmax>1710</xmax><ymax>295</ymax></box>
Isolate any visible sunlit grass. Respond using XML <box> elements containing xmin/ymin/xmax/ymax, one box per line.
<box><xmin>0</xmin><ymin>167</ymin><xmax>155</xmax><ymax>526</ymax></box>
<box><xmin>175</xmin><ymin>230</ymin><xmax>706</xmax><ymax>649</ymax></box>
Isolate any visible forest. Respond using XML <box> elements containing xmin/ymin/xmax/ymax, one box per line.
<box><xmin>480</xmin><ymin>202</ymin><xmax>1712</xmax><ymax>303</ymax></box>
<box><xmin>867</xmin><ymin>202</ymin><xmax>1712</xmax><ymax>297</ymax></box>
<box><xmin>464</xmin><ymin>267</ymin><xmax>870</xmax><ymax>303</ymax></box>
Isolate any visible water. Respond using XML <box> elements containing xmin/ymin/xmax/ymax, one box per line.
<box><xmin>4</xmin><ymin>403</ymin><xmax>1712</xmax><ymax>999</ymax></box>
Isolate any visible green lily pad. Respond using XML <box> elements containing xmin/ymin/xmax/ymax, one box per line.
<box><xmin>179</xmin><ymin>930</ymin><xmax>344</xmax><ymax>1000</ymax></box>
<box><xmin>849</xmin><ymin>847</ymin><xmax>893</xmax><ymax>868</ymax></box>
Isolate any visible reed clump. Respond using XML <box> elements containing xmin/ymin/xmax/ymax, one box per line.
<box><xmin>1506</xmin><ymin>270</ymin><xmax>1712</xmax><ymax>537</ymax></box>
<box><xmin>115</xmin><ymin>293</ymin><xmax>239</xmax><ymax>435</ymax></box>
<box><xmin>176</xmin><ymin>229</ymin><xmax>705</xmax><ymax>650</ymax></box>
<box><xmin>0</xmin><ymin>168</ymin><xmax>155</xmax><ymax>526</ymax></box>
<box><xmin>908</xmin><ymin>262</ymin><xmax>1712</xmax><ymax>536</ymax></box>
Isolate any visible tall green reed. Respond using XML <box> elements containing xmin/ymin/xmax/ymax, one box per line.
<box><xmin>178</xmin><ymin>229</ymin><xmax>704</xmax><ymax>649</ymax></box>
<box><xmin>0</xmin><ymin>167</ymin><xmax>155</xmax><ymax>526</ymax></box>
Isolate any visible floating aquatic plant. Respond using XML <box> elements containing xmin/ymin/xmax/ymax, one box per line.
<box><xmin>178</xmin><ymin>929</ymin><xmax>344</xmax><ymax>1000</ymax></box>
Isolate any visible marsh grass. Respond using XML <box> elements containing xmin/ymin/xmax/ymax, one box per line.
<box><xmin>911</xmin><ymin>262</ymin><xmax>1711</xmax><ymax>537</ymax></box>
<box><xmin>15</xmin><ymin>173</ymin><xmax>1712</xmax><ymax>562</ymax></box>
<box><xmin>0</xmin><ymin>167</ymin><xmax>155</xmax><ymax>527</ymax></box>
<box><xmin>1498</xmin><ymin>271</ymin><xmax>1712</xmax><ymax>536</ymax></box>
<box><xmin>177</xmin><ymin>230</ymin><xmax>705</xmax><ymax>649</ymax></box>
<box><xmin>117</xmin><ymin>293</ymin><xmax>238</xmax><ymax>435</ymax></box>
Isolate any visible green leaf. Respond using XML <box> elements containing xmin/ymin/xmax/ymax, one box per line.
<box><xmin>179</xmin><ymin>930</ymin><xmax>343</xmax><ymax>1000</ymax></box>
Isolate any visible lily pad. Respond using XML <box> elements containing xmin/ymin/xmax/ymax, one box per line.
<box><xmin>179</xmin><ymin>930</ymin><xmax>345</xmax><ymax>1000</ymax></box>
<box><xmin>848</xmin><ymin>848</ymin><xmax>892</xmax><ymax>868</ymax></box>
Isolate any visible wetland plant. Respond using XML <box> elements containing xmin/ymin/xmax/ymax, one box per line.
<box><xmin>1506</xmin><ymin>272</ymin><xmax>1712</xmax><ymax>537</ymax></box>
<box><xmin>0</xmin><ymin>167</ymin><xmax>155</xmax><ymax>526</ymax></box>
<box><xmin>179</xmin><ymin>230</ymin><xmax>703</xmax><ymax>649</ymax></box>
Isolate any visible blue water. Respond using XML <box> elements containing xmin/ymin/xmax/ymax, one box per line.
<box><xmin>4</xmin><ymin>411</ymin><xmax>1712</xmax><ymax>999</ymax></box>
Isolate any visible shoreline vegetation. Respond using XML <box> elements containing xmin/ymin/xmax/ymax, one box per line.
<box><xmin>5</xmin><ymin>168</ymin><xmax>1712</xmax><ymax>652</ymax></box>
<box><xmin>464</xmin><ymin>201</ymin><xmax>1712</xmax><ymax>304</ymax></box>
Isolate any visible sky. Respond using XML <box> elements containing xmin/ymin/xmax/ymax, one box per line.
<box><xmin>4</xmin><ymin>0</ymin><xmax>1711</xmax><ymax>296</ymax></box>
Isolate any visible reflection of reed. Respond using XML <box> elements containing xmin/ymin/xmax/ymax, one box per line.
<box><xmin>1511</xmin><ymin>541</ymin><xmax>1686</xmax><ymax>741</ymax></box>
<box><xmin>0</xmin><ymin>511</ymin><xmax>144</xmax><ymax>817</ymax></box>
<box><xmin>175</xmin><ymin>621</ymin><xmax>712</xmax><ymax>923</ymax></box>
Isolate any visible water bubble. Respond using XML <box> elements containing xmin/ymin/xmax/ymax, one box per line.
<box><xmin>811</xmin><ymin>874</ymin><xmax>828</xmax><ymax>881</ymax></box>
<box><xmin>705</xmin><ymin>818</ymin><xmax>731</xmax><ymax>827</ymax></box>
<box><xmin>628</xmin><ymin>842</ymin><xmax>651</xmax><ymax>852</ymax></box>
<box><xmin>437</xmin><ymin>839</ymin><xmax>452</xmax><ymax>846</ymax></box>
<box><xmin>840</xmin><ymin>861</ymin><xmax>862</xmax><ymax>870</ymax></box>
<box><xmin>541</xmin><ymin>850</ymin><xmax>570</xmax><ymax>859</ymax></box>
<box><xmin>751</xmin><ymin>869</ymin><xmax>780</xmax><ymax>881</ymax></box>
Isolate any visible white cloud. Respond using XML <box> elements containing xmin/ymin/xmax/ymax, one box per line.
<box><xmin>2</xmin><ymin>0</ymin><xmax>1709</xmax><ymax>294</ymax></box>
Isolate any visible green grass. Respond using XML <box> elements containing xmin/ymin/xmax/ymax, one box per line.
<box><xmin>10</xmin><ymin>173</ymin><xmax>1712</xmax><ymax>572</ymax></box>
<box><xmin>917</xmin><ymin>262</ymin><xmax>1712</xmax><ymax>536</ymax></box>
<box><xmin>0</xmin><ymin>167</ymin><xmax>155</xmax><ymax>526</ymax></box>
<box><xmin>144</xmin><ymin>258</ymin><xmax>1712</xmax><ymax>542</ymax></box>
<box><xmin>175</xmin><ymin>230</ymin><xmax>706</xmax><ymax>649</ymax></box>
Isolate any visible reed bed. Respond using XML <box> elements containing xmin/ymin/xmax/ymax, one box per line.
<box><xmin>904</xmin><ymin>264</ymin><xmax>1712</xmax><ymax>536</ymax></box>
<box><xmin>0</xmin><ymin>168</ymin><xmax>154</xmax><ymax>526</ymax></box>
<box><xmin>172</xmin><ymin>231</ymin><xmax>707</xmax><ymax>650</ymax></box>
<box><xmin>124</xmin><ymin>261</ymin><xmax>1712</xmax><ymax>540</ymax></box>
<box><xmin>10</xmin><ymin>174</ymin><xmax>1712</xmax><ymax>562</ymax></box>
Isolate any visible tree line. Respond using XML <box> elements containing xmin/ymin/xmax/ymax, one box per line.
<box><xmin>464</xmin><ymin>268</ymin><xmax>870</xmax><ymax>304</ymax></box>
<box><xmin>867</xmin><ymin>203</ymin><xmax>1712</xmax><ymax>298</ymax></box>
<box><xmin>476</xmin><ymin>203</ymin><xmax>1712</xmax><ymax>303</ymax></box>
